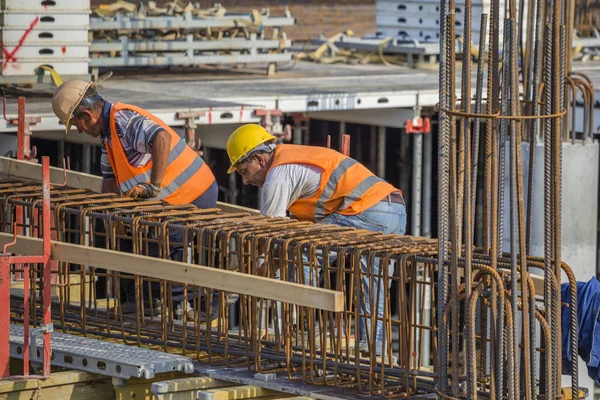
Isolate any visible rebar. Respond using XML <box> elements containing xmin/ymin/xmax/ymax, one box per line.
<box><xmin>436</xmin><ymin>0</ymin><xmax>591</xmax><ymax>394</ymax></box>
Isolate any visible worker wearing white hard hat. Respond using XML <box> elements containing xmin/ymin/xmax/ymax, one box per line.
<box><xmin>52</xmin><ymin>80</ymin><xmax>217</xmax><ymax>205</ymax></box>
<box><xmin>52</xmin><ymin>80</ymin><xmax>223</xmax><ymax>319</ymax></box>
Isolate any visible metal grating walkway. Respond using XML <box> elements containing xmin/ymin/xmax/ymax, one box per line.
<box><xmin>9</xmin><ymin>324</ymin><xmax>194</xmax><ymax>379</ymax></box>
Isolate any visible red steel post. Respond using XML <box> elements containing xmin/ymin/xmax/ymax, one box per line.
<box><xmin>17</xmin><ymin>97</ymin><xmax>24</xmax><ymax>161</ymax></box>
<box><xmin>23</xmin><ymin>261</ymin><xmax>29</xmax><ymax>376</ymax></box>
<box><xmin>341</xmin><ymin>133</ymin><xmax>351</xmax><ymax>156</ymax></box>
<box><xmin>41</xmin><ymin>157</ymin><xmax>51</xmax><ymax>376</ymax></box>
<box><xmin>0</xmin><ymin>256</ymin><xmax>10</xmax><ymax>378</ymax></box>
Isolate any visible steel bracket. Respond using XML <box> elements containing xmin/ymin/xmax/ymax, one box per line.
<box><xmin>175</xmin><ymin>110</ymin><xmax>205</xmax><ymax>153</ymax></box>
<box><xmin>255</xmin><ymin>109</ymin><xmax>291</xmax><ymax>141</ymax></box>
<box><xmin>405</xmin><ymin>95</ymin><xmax>431</xmax><ymax>135</ymax></box>
<box><xmin>3</xmin><ymin>97</ymin><xmax>41</xmax><ymax>162</ymax></box>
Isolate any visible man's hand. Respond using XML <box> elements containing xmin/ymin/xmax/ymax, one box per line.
<box><xmin>125</xmin><ymin>182</ymin><xmax>161</xmax><ymax>200</ymax></box>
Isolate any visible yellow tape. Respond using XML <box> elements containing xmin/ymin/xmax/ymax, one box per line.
<box><xmin>38</xmin><ymin>65</ymin><xmax>63</xmax><ymax>86</ymax></box>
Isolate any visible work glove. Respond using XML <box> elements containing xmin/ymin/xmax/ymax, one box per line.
<box><xmin>125</xmin><ymin>182</ymin><xmax>161</xmax><ymax>200</ymax></box>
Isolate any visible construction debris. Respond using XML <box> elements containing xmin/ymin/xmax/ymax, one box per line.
<box><xmin>299</xmin><ymin>32</ymin><xmax>440</xmax><ymax>67</ymax></box>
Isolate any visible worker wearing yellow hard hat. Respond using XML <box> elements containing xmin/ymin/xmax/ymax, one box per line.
<box><xmin>226</xmin><ymin>123</ymin><xmax>407</xmax><ymax>356</ymax></box>
<box><xmin>52</xmin><ymin>80</ymin><xmax>225</xmax><ymax>319</ymax></box>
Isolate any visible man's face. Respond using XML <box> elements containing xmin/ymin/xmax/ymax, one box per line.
<box><xmin>236</xmin><ymin>155</ymin><xmax>267</xmax><ymax>187</ymax></box>
<box><xmin>71</xmin><ymin>109</ymin><xmax>102</xmax><ymax>138</ymax></box>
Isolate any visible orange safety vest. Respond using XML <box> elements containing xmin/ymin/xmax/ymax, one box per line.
<box><xmin>104</xmin><ymin>102</ymin><xmax>215</xmax><ymax>205</ymax></box>
<box><xmin>268</xmin><ymin>144</ymin><xmax>400</xmax><ymax>222</ymax></box>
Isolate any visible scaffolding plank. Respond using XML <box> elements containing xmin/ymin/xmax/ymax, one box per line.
<box><xmin>89</xmin><ymin>53</ymin><xmax>292</xmax><ymax>68</ymax></box>
<box><xmin>197</xmin><ymin>385</ymin><xmax>276</xmax><ymax>400</ymax></box>
<box><xmin>90</xmin><ymin>15</ymin><xmax>295</xmax><ymax>31</ymax></box>
<box><xmin>152</xmin><ymin>376</ymin><xmax>232</xmax><ymax>394</ymax></box>
<box><xmin>9</xmin><ymin>324</ymin><xmax>194</xmax><ymax>379</ymax></box>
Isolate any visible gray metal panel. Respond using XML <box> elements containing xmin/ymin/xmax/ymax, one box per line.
<box><xmin>90</xmin><ymin>15</ymin><xmax>295</xmax><ymax>31</ymax></box>
<box><xmin>89</xmin><ymin>53</ymin><xmax>291</xmax><ymax>68</ymax></box>
<box><xmin>311</xmin><ymin>37</ymin><xmax>440</xmax><ymax>55</ymax></box>
<box><xmin>10</xmin><ymin>324</ymin><xmax>194</xmax><ymax>379</ymax></box>
<box><xmin>90</xmin><ymin>38</ymin><xmax>292</xmax><ymax>52</ymax></box>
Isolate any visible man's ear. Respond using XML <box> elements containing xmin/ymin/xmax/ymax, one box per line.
<box><xmin>79</xmin><ymin>109</ymin><xmax>94</xmax><ymax>121</ymax></box>
<box><xmin>255</xmin><ymin>153</ymin><xmax>266</xmax><ymax>168</ymax></box>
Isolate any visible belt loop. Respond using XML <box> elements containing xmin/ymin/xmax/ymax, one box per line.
<box><xmin>388</xmin><ymin>194</ymin><xmax>391</xmax><ymax>206</ymax></box>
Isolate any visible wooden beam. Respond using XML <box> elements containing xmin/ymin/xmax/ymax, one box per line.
<box><xmin>198</xmin><ymin>385</ymin><xmax>276</xmax><ymax>400</ymax></box>
<box><xmin>0</xmin><ymin>370</ymin><xmax>113</xmax><ymax>398</ymax></box>
<box><xmin>0</xmin><ymin>156</ymin><xmax>260</xmax><ymax>214</ymax></box>
<box><xmin>215</xmin><ymin>201</ymin><xmax>259</xmax><ymax>215</ymax></box>
<box><xmin>0</xmin><ymin>156</ymin><xmax>102</xmax><ymax>192</ymax></box>
<box><xmin>529</xmin><ymin>273</ymin><xmax>547</xmax><ymax>298</ymax></box>
<box><xmin>152</xmin><ymin>376</ymin><xmax>232</xmax><ymax>394</ymax></box>
<box><xmin>0</xmin><ymin>233</ymin><xmax>344</xmax><ymax>312</ymax></box>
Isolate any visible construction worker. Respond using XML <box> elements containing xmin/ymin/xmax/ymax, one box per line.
<box><xmin>51</xmin><ymin>80</ymin><xmax>217</xmax><ymax>206</ymax></box>
<box><xmin>51</xmin><ymin>80</ymin><xmax>219</xmax><ymax>318</ymax></box>
<box><xmin>225</xmin><ymin>123</ymin><xmax>407</xmax><ymax>356</ymax></box>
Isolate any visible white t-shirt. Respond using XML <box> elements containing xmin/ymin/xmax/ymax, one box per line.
<box><xmin>260</xmin><ymin>164</ymin><xmax>322</xmax><ymax>217</ymax></box>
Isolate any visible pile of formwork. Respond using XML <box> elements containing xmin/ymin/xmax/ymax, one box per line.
<box><xmin>374</xmin><ymin>0</ymin><xmax>507</xmax><ymax>44</ymax></box>
<box><xmin>89</xmin><ymin>2</ymin><xmax>295</xmax><ymax>74</ymax></box>
<box><xmin>0</xmin><ymin>0</ymin><xmax>90</xmax><ymax>83</ymax></box>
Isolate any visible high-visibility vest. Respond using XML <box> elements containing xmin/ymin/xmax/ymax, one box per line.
<box><xmin>268</xmin><ymin>144</ymin><xmax>399</xmax><ymax>221</ymax></box>
<box><xmin>104</xmin><ymin>102</ymin><xmax>215</xmax><ymax>205</ymax></box>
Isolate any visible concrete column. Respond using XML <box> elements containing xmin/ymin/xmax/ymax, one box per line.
<box><xmin>303</xmin><ymin>128</ymin><xmax>310</xmax><ymax>145</ymax></box>
<box><xmin>339</xmin><ymin>121</ymin><xmax>346</xmax><ymax>151</ymax></box>
<box><xmin>411</xmin><ymin>134</ymin><xmax>423</xmax><ymax>236</ymax></box>
<box><xmin>422</xmin><ymin>133</ymin><xmax>433</xmax><ymax>238</ymax></box>
<box><xmin>292</xmin><ymin>127</ymin><xmax>302</xmax><ymax>145</ymax></box>
<box><xmin>377</xmin><ymin>126</ymin><xmax>386</xmax><ymax>178</ymax></box>
<box><xmin>202</xmin><ymin>146</ymin><xmax>211</xmax><ymax>163</ymax></box>
<box><xmin>82</xmin><ymin>144</ymin><xmax>91</xmax><ymax>174</ymax></box>
<box><xmin>369</xmin><ymin>126</ymin><xmax>377</xmax><ymax>173</ymax></box>
<box><xmin>57</xmin><ymin>140</ymin><xmax>65</xmax><ymax>168</ymax></box>
<box><xmin>229</xmin><ymin>172</ymin><xmax>237</xmax><ymax>205</ymax></box>
<box><xmin>504</xmin><ymin>142</ymin><xmax>599</xmax><ymax>393</ymax></box>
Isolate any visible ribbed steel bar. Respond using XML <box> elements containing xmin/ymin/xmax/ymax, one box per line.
<box><xmin>526</xmin><ymin>0</ymin><xmax>545</xmax><ymax>254</ymax></box>
<box><xmin>542</xmin><ymin>22</ymin><xmax>555</xmax><ymax>399</ymax></box>
<box><xmin>470</xmin><ymin>14</ymin><xmax>488</xmax><ymax>238</ymax></box>
<box><xmin>461</xmin><ymin>0</ymin><xmax>473</xmax><ymax>385</ymax></box>
<box><xmin>0</xmin><ymin>180</ymin><xmax>446</xmax><ymax>397</ymax></box>
<box><xmin>437</xmin><ymin>0</ymin><xmax>451</xmax><ymax>391</ymax></box>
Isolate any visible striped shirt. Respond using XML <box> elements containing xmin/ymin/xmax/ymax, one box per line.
<box><xmin>100</xmin><ymin>101</ymin><xmax>164</xmax><ymax>179</ymax></box>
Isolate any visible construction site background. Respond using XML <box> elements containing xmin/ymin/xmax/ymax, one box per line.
<box><xmin>89</xmin><ymin>0</ymin><xmax>377</xmax><ymax>42</ymax></box>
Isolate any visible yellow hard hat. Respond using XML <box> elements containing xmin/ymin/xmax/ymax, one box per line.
<box><xmin>226</xmin><ymin>124</ymin><xmax>276</xmax><ymax>174</ymax></box>
<box><xmin>52</xmin><ymin>80</ymin><xmax>93</xmax><ymax>133</ymax></box>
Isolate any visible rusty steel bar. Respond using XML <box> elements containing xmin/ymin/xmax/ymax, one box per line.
<box><xmin>436</xmin><ymin>0</ymin><xmax>591</xmax><ymax>393</ymax></box>
<box><xmin>0</xmin><ymin>177</ymin><xmax>574</xmax><ymax>397</ymax></box>
<box><xmin>0</xmin><ymin>179</ymin><xmax>444</xmax><ymax>397</ymax></box>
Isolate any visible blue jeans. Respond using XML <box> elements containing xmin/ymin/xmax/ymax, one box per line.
<box><xmin>302</xmin><ymin>198</ymin><xmax>407</xmax><ymax>355</ymax></box>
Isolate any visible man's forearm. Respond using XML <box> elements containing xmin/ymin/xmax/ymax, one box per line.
<box><xmin>151</xmin><ymin>130</ymin><xmax>171</xmax><ymax>187</ymax></box>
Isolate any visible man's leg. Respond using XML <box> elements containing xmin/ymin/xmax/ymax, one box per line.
<box><xmin>171</xmin><ymin>181</ymin><xmax>227</xmax><ymax>320</ymax></box>
<box><xmin>326</xmin><ymin>199</ymin><xmax>407</xmax><ymax>355</ymax></box>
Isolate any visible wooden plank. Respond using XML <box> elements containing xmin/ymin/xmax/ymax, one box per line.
<box><xmin>151</xmin><ymin>376</ymin><xmax>236</xmax><ymax>400</ymax></box>
<box><xmin>198</xmin><ymin>385</ymin><xmax>276</xmax><ymax>400</ymax></box>
<box><xmin>0</xmin><ymin>370</ymin><xmax>113</xmax><ymax>399</ymax></box>
<box><xmin>0</xmin><ymin>157</ymin><xmax>260</xmax><ymax>214</ymax></box>
<box><xmin>0</xmin><ymin>233</ymin><xmax>344</xmax><ymax>312</ymax></box>
<box><xmin>0</xmin><ymin>156</ymin><xmax>102</xmax><ymax>193</ymax></box>
<box><xmin>215</xmin><ymin>201</ymin><xmax>259</xmax><ymax>215</ymax></box>
<box><xmin>152</xmin><ymin>376</ymin><xmax>231</xmax><ymax>394</ymax></box>
<box><xmin>530</xmin><ymin>273</ymin><xmax>550</xmax><ymax>297</ymax></box>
